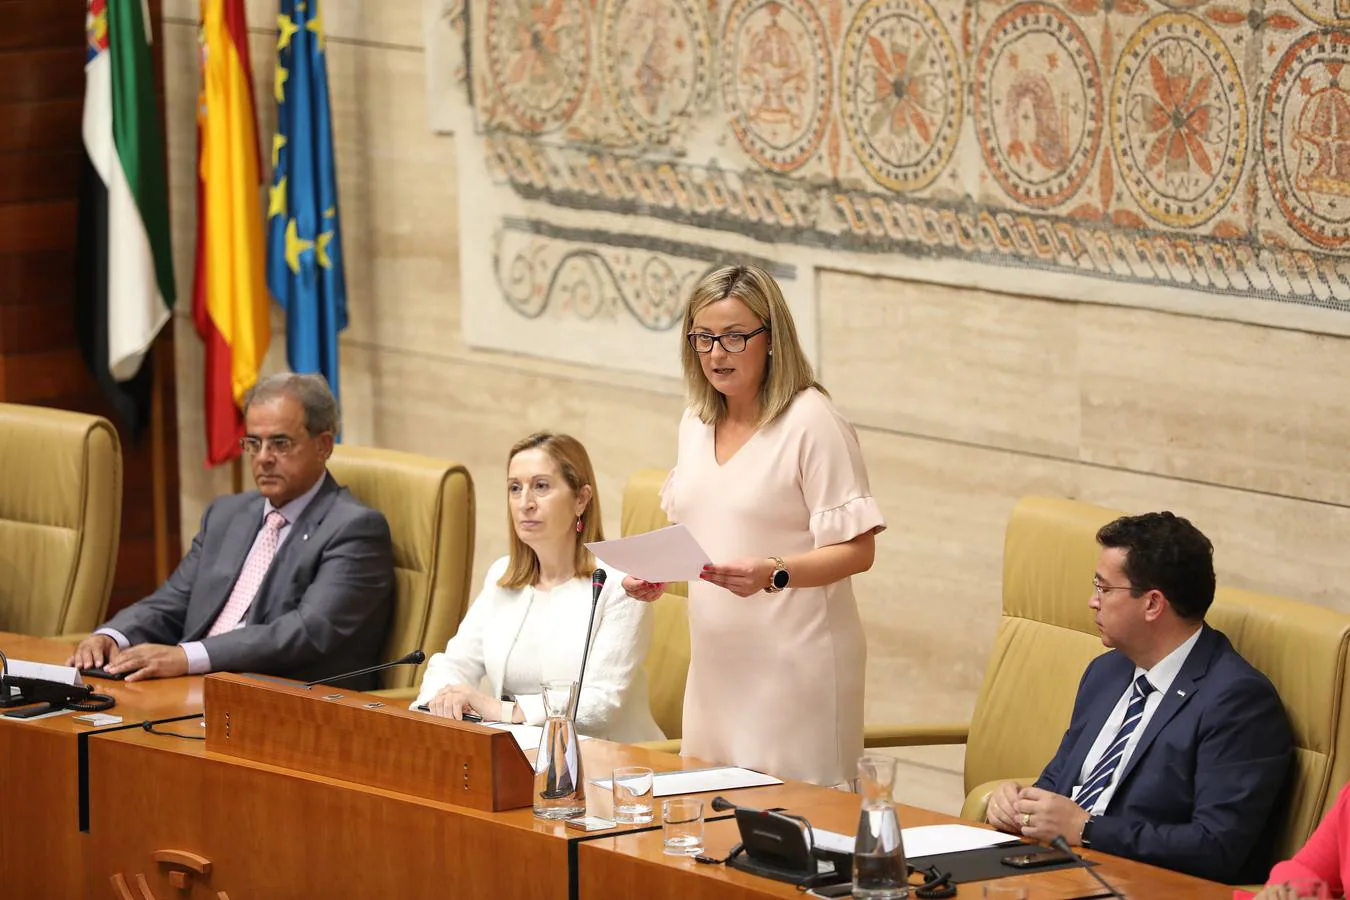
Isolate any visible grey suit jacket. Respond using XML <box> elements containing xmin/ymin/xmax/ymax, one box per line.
<box><xmin>103</xmin><ymin>473</ymin><xmax>395</xmax><ymax>688</ymax></box>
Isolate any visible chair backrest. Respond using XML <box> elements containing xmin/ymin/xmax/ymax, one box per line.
<box><xmin>967</xmin><ymin>496</ymin><xmax>1350</xmax><ymax>860</ymax></box>
<box><xmin>0</xmin><ymin>403</ymin><xmax>121</xmax><ymax>637</ymax></box>
<box><xmin>327</xmin><ymin>445</ymin><xmax>475</xmax><ymax>690</ymax></box>
<box><xmin>622</xmin><ymin>468</ymin><xmax>689</xmax><ymax>738</ymax></box>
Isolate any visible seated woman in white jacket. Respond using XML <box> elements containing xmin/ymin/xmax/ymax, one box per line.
<box><xmin>411</xmin><ymin>431</ymin><xmax>664</xmax><ymax>744</ymax></box>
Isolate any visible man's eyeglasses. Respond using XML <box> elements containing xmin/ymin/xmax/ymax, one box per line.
<box><xmin>1092</xmin><ymin>579</ymin><xmax>1137</xmax><ymax>598</ymax></box>
<box><xmin>687</xmin><ymin>326</ymin><xmax>767</xmax><ymax>354</ymax></box>
<box><xmin>239</xmin><ymin>435</ymin><xmax>300</xmax><ymax>457</ymax></box>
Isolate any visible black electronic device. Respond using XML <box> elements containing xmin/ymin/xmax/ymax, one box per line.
<box><xmin>1001</xmin><ymin>847</ymin><xmax>1073</xmax><ymax>869</ymax></box>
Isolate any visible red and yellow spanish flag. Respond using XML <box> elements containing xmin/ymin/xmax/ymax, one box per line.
<box><xmin>192</xmin><ymin>0</ymin><xmax>269</xmax><ymax>466</ymax></box>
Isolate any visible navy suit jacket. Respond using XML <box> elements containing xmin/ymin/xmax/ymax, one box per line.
<box><xmin>103</xmin><ymin>474</ymin><xmax>395</xmax><ymax>689</ymax></box>
<box><xmin>1035</xmin><ymin>624</ymin><xmax>1292</xmax><ymax>884</ymax></box>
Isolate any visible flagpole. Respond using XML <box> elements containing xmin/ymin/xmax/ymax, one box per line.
<box><xmin>231</xmin><ymin>455</ymin><xmax>243</xmax><ymax>494</ymax></box>
<box><xmin>151</xmin><ymin>332</ymin><xmax>170</xmax><ymax>584</ymax></box>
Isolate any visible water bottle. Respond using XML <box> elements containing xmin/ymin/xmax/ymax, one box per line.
<box><xmin>853</xmin><ymin>755</ymin><xmax>907</xmax><ymax>899</ymax></box>
<box><xmin>532</xmin><ymin>679</ymin><xmax>586</xmax><ymax>819</ymax></box>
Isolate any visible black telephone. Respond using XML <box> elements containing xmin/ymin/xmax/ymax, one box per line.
<box><xmin>1</xmin><ymin>673</ymin><xmax>102</xmax><ymax>709</ymax></box>
<box><xmin>0</xmin><ymin>651</ymin><xmax>114</xmax><ymax>714</ymax></box>
<box><xmin>711</xmin><ymin>796</ymin><xmax>836</xmax><ymax>887</ymax></box>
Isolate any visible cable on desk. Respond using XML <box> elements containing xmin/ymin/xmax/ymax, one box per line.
<box><xmin>142</xmin><ymin>720</ymin><xmax>206</xmax><ymax>741</ymax></box>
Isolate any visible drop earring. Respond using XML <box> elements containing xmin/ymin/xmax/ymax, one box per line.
<box><xmin>575</xmin><ymin>516</ymin><xmax>583</xmax><ymax>533</ymax></box>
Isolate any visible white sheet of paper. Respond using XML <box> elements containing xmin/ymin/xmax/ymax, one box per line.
<box><xmin>593</xmin><ymin>766</ymin><xmax>783</xmax><ymax>797</ymax></box>
<box><xmin>488</xmin><ymin>722</ymin><xmax>544</xmax><ymax>755</ymax></box>
<box><xmin>902</xmin><ymin>824</ymin><xmax>1021</xmax><ymax>857</ymax></box>
<box><xmin>585</xmin><ymin>525</ymin><xmax>711</xmax><ymax>584</ymax></box>
<box><xmin>811</xmin><ymin>823</ymin><xmax>1019</xmax><ymax>858</ymax></box>
<box><xmin>812</xmin><ymin>828</ymin><xmax>856</xmax><ymax>855</ymax></box>
<box><xmin>486</xmin><ymin>722</ymin><xmax>591</xmax><ymax>756</ymax></box>
<box><xmin>7</xmin><ymin>658</ymin><xmax>84</xmax><ymax>686</ymax></box>
<box><xmin>0</xmin><ymin>706</ymin><xmax>76</xmax><ymax>723</ymax></box>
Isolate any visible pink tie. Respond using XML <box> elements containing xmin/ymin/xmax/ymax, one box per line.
<box><xmin>208</xmin><ymin>510</ymin><xmax>287</xmax><ymax>637</ymax></box>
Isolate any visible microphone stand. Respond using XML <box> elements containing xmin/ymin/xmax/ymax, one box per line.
<box><xmin>568</xmin><ymin>570</ymin><xmax>605</xmax><ymax>719</ymax></box>
<box><xmin>302</xmin><ymin>650</ymin><xmax>425</xmax><ymax>689</ymax></box>
<box><xmin>1051</xmin><ymin>836</ymin><xmax>1126</xmax><ymax>900</ymax></box>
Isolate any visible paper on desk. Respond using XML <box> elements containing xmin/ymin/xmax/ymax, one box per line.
<box><xmin>7</xmin><ymin>658</ymin><xmax>84</xmax><ymax>686</ymax></box>
<box><xmin>585</xmin><ymin>525</ymin><xmax>710</xmax><ymax>584</ymax></box>
<box><xmin>486</xmin><ymin>722</ymin><xmax>592</xmax><ymax>756</ymax></box>
<box><xmin>593</xmin><ymin>766</ymin><xmax>783</xmax><ymax>796</ymax></box>
<box><xmin>810</xmin><ymin>823</ymin><xmax>1019</xmax><ymax>858</ymax></box>
<box><xmin>902</xmin><ymin>824</ymin><xmax>1020</xmax><ymax>857</ymax></box>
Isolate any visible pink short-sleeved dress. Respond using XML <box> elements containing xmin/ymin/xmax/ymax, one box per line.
<box><xmin>661</xmin><ymin>388</ymin><xmax>886</xmax><ymax>786</ymax></box>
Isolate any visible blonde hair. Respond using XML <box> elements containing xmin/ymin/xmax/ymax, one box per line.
<box><xmin>680</xmin><ymin>264</ymin><xmax>823</xmax><ymax>426</ymax></box>
<box><xmin>498</xmin><ymin>432</ymin><xmax>604</xmax><ymax>589</ymax></box>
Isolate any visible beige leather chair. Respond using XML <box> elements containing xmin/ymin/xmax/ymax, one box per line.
<box><xmin>872</xmin><ymin>496</ymin><xmax>1350</xmax><ymax>865</ymax></box>
<box><xmin>621</xmin><ymin>469</ymin><xmax>687</xmax><ymax>753</ymax></box>
<box><xmin>0</xmin><ymin>403</ymin><xmax>121</xmax><ymax>638</ymax></box>
<box><xmin>326</xmin><ymin>445</ymin><xmax>475</xmax><ymax>693</ymax></box>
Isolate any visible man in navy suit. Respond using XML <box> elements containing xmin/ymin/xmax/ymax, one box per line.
<box><xmin>986</xmin><ymin>512</ymin><xmax>1293</xmax><ymax>884</ymax></box>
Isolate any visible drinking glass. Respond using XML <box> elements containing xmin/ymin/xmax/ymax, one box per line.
<box><xmin>612</xmin><ymin>766</ymin><xmax>654</xmax><ymax>824</ymax></box>
<box><xmin>662</xmin><ymin>798</ymin><xmax>704</xmax><ymax>856</ymax></box>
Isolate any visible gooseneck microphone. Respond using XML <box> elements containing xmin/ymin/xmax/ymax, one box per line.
<box><xmin>1050</xmin><ymin>835</ymin><xmax>1126</xmax><ymax>900</ymax></box>
<box><xmin>569</xmin><ymin>569</ymin><xmax>606</xmax><ymax>718</ymax></box>
<box><xmin>303</xmin><ymin>649</ymin><xmax>426</xmax><ymax>689</ymax></box>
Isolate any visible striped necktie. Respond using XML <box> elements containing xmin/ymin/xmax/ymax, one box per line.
<box><xmin>1075</xmin><ymin>673</ymin><xmax>1156</xmax><ymax>811</ymax></box>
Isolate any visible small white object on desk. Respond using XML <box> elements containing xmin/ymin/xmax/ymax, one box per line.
<box><xmin>593</xmin><ymin>765</ymin><xmax>783</xmax><ymax>797</ymax></box>
<box><xmin>810</xmin><ymin>823</ymin><xmax>1020</xmax><ymax>858</ymax></box>
<box><xmin>585</xmin><ymin>524</ymin><xmax>711</xmax><ymax>584</ymax></box>
<box><xmin>72</xmin><ymin>713</ymin><xmax>124</xmax><ymax>727</ymax></box>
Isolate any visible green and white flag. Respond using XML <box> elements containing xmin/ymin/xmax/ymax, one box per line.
<box><xmin>76</xmin><ymin>0</ymin><xmax>174</xmax><ymax>436</ymax></box>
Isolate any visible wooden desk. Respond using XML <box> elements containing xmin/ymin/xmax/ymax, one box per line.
<box><xmin>578</xmin><ymin>789</ymin><xmax>1237</xmax><ymax>900</ymax></box>
<box><xmin>0</xmin><ymin>632</ymin><xmax>204</xmax><ymax>900</ymax></box>
<box><xmin>85</xmin><ymin>718</ymin><xmax>826</xmax><ymax>899</ymax></box>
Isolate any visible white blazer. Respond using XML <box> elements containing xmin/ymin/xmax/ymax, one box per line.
<box><xmin>411</xmin><ymin>557</ymin><xmax>664</xmax><ymax>744</ymax></box>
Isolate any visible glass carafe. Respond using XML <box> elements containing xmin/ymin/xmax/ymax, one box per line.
<box><xmin>853</xmin><ymin>755</ymin><xmax>907</xmax><ymax>899</ymax></box>
<box><xmin>532</xmin><ymin>679</ymin><xmax>586</xmax><ymax>819</ymax></box>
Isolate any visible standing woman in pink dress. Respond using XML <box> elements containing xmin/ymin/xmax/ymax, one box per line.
<box><xmin>624</xmin><ymin>264</ymin><xmax>886</xmax><ymax>786</ymax></box>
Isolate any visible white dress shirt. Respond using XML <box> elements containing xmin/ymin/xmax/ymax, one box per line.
<box><xmin>1074</xmin><ymin>627</ymin><xmax>1203</xmax><ymax>814</ymax></box>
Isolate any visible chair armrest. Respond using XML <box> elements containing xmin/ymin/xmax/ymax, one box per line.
<box><xmin>635</xmin><ymin>739</ymin><xmax>682</xmax><ymax>755</ymax></box>
<box><xmin>863</xmin><ymin>722</ymin><xmax>969</xmax><ymax>748</ymax></box>
<box><xmin>960</xmin><ymin>775</ymin><xmax>1040</xmax><ymax>823</ymax></box>
<box><xmin>369</xmin><ymin>686</ymin><xmax>420</xmax><ymax>702</ymax></box>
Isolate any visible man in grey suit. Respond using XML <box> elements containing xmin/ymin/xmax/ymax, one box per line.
<box><xmin>68</xmin><ymin>373</ymin><xmax>395</xmax><ymax>688</ymax></box>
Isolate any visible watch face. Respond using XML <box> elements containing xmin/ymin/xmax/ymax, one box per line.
<box><xmin>772</xmin><ymin>568</ymin><xmax>790</xmax><ymax>589</ymax></box>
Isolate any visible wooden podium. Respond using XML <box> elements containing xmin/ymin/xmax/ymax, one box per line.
<box><xmin>203</xmin><ymin>673</ymin><xmax>535</xmax><ymax>812</ymax></box>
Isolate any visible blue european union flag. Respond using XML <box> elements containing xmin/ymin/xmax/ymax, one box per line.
<box><xmin>266</xmin><ymin>0</ymin><xmax>346</xmax><ymax>408</ymax></box>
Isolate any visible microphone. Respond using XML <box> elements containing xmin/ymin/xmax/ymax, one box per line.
<box><xmin>1050</xmin><ymin>835</ymin><xmax>1126</xmax><ymax>900</ymax></box>
<box><xmin>302</xmin><ymin>649</ymin><xmax>425</xmax><ymax>689</ymax></box>
<box><xmin>568</xmin><ymin>569</ymin><xmax>605</xmax><ymax>719</ymax></box>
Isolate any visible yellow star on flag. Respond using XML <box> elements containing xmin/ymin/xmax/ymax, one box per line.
<box><xmin>306</xmin><ymin>3</ymin><xmax>326</xmax><ymax>52</ymax></box>
<box><xmin>277</xmin><ymin>13</ymin><xmax>299</xmax><ymax>52</ymax></box>
<box><xmin>274</xmin><ymin>62</ymin><xmax>289</xmax><ymax>103</ymax></box>
<box><xmin>285</xmin><ymin>218</ymin><xmax>314</xmax><ymax>274</ymax></box>
<box><xmin>271</xmin><ymin>133</ymin><xmax>287</xmax><ymax>169</ymax></box>
<box><xmin>268</xmin><ymin>177</ymin><xmax>288</xmax><ymax>219</ymax></box>
<box><xmin>316</xmin><ymin>230</ymin><xmax>334</xmax><ymax>268</ymax></box>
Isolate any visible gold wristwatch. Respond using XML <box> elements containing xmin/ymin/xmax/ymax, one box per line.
<box><xmin>764</xmin><ymin>557</ymin><xmax>790</xmax><ymax>593</ymax></box>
